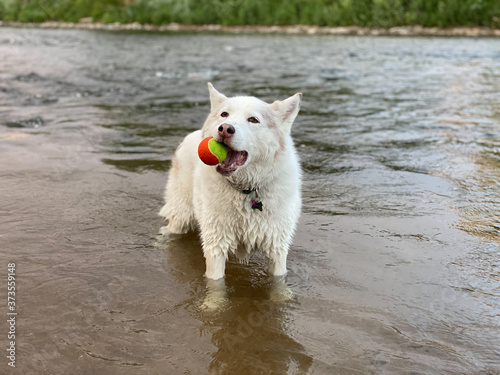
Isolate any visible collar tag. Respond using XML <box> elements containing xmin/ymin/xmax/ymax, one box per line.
<box><xmin>242</xmin><ymin>187</ymin><xmax>263</xmax><ymax>211</ymax></box>
<box><xmin>251</xmin><ymin>200</ymin><xmax>263</xmax><ymax>211</ymax></box>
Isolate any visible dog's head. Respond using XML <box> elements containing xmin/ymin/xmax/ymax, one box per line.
<box><xmin>201</xmin><ymin>83</ymin><xmax>301</xmax><ymax>177</ymax></box>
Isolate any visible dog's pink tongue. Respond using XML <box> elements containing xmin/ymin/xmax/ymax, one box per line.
<box><xmin>216</xmin><ymin>147</ymin><xmax>248</xmax><ymax>175</ymax></box>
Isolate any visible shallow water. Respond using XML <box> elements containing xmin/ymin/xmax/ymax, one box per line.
<box><xmin>1</xmin><ymin>27</ymin><xmax>499</xmax><ymax>374</ymax></box>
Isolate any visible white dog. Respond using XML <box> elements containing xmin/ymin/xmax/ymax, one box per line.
<box><xmin>159</xmin><ymin>83</ymin><xmax>302</xmax><ymax>280</ymax></box>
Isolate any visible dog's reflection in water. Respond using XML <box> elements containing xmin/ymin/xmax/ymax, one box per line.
<box><xmin>203</xmin><ymin>274</ymin><xmax>294</xmax><ymax>310</ymax></box>
<box><xmin>156</xmin><ymin>227</ymin><xmax>294</xmax><ymax>311</ymax></box>
<box><xmin>203</xmin><ymin>278</ymin><xmax>228</xmax><ymax>310</ymax></box>
<box><xmin>156</xmin><ymin>227</ymin><xmax>311</xmax><ymax>374</ymax></box>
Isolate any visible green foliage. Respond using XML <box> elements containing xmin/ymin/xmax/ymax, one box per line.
<box><xmin>0</xmin><ymin>0</ymin><xmax>499</xmax><ymax>28</ymax></box>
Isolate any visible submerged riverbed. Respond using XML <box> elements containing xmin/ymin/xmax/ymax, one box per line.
<box><xmin>0</xmin><ymin>28</ymin><xmax>499</xmax><ymax>374</ymax></box>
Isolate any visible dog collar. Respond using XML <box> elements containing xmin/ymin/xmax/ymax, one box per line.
<box><xmin>224</xmin><ymin>178</ymin><xmax>263</xmax><ymax>211</ymax></box>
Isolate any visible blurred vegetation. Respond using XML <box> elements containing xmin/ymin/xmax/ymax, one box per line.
<box><xmin>0</xmin><ymin>0</ymin><xmax>499</xmax><ymax>28</ymax></box>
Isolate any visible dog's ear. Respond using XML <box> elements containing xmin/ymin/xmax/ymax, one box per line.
<box><xmin>272</xmin><ymin>93</ymin><xmax>302</xmax><ymax>133</ymax></box>
<box><xmin>208</xmin><ymin>83</ymin><xmax>228</xmax><ymax>112</ymax></box>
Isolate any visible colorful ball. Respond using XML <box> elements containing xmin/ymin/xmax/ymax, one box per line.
<box><xmin>198</xmin><ymin>136</ymin><xmax>228</xmax><ymax>166</ymax></box>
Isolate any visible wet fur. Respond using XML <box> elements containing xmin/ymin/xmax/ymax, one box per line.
<box><xmin>159</xmin><ymin>83</ymin><xmax>302</xmax><ymax>280</ymax></box>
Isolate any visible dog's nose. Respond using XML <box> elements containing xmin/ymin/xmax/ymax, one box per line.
<box><xmin>218</xmin><ymin>123</ymin><xmax>235</xmax><ymax>138</ymax></box>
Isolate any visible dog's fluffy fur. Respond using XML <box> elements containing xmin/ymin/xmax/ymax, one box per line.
<box><xmin>159</xmin><ymin>83</ymin><xmax>302</xmax><ymax>280</ymax></box>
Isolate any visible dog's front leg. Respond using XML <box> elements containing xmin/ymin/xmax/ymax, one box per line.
<box><xmin>268</xmin><ymin>249</ymin><xmax>295</xmax><ymax>301</ymax></box>
<box><xmin>267</xmin><ymin>210</ymin><xmax>299</xmax><ymax>277</ymax></box>
<box><xmin>204</xmin><ymin>249</ymin><xmax>227</xmax><ymax>280</ymax></box>
<box><xmin>268</xmin><ymin>250</ymin><xmax>288</xmax><ymax>277</ymax></box>
<box><xmin>198</xmin><ymin>215</ymin><xmax>234</xmax><ymax>280</ymax></box>
<box><xmin>200</xmin><ymin>234</ymin><xmax>229</xmax><ymax>280</ymax></box>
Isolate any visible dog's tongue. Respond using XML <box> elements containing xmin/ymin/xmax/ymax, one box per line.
<box><xmin>216</xmin><ymin>146</ymin><xmax>248</xmax><ymax>175</ymax></box>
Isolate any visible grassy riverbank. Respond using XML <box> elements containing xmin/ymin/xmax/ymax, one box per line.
<box><xmin>1</xmin><ymin>0</ymin><xmax>499</xmax><ymax>28</ymax></box>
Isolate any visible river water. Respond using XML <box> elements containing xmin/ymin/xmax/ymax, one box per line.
<box><xmin>0</xmin><ymin>27</ymin><xmax>499</xmax><ymax>374</ymax></box>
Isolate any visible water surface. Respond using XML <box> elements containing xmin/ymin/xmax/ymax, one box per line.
<box><xmin>1</xmin><ymin>28</ymin><xmax>499</xmax><ymax>374</ymax></box>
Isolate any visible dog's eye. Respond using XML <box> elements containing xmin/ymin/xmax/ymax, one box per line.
<box><xmin>248</xmin><ymin>117</ymin><xmax>260</xmax><ymax>124</ymax></box>
<box><xmin>220</xmin><ymin>112</ymin><xmax>229</xmax><ymax>118</ymax></box>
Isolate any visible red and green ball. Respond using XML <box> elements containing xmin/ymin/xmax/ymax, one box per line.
<box><xmin>198</xmin><ymin>136</ymin><xmax>228</xmax><ymax>165</ymax></box>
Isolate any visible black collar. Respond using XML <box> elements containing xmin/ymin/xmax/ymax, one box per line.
<box><xmin>242</xmin><ymin>188</ymin><xmax>257</xmax><ymax>195</ymax></box>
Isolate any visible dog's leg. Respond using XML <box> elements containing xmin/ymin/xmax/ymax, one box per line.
<box><xmin>268</xmin><ymin>248</ymin><xmax>294</xmax><ymax>301</ymax></box>
<box><xmin>267</xmin><ymin>201</ymin><xmax>300</xmax><ymax>277</ymax></box>
<box><xmin>204</xmin><ymin>250</ymin><xmax>227</xmax><ymax>280</ymax></box>
<box><xmin>159</xmin><ymin>131</ymin><xmax>202</xmax><ymax>235</ymax></box>
<box><xmin>159</xmin><ymin>157</ymin><xmax>195</xmax><ymax>234</ymax></box>
<box><xmin>268</xmin><ymin>250</ymin><xmax>288</xmax><ymax>276</ymax></box>
<box><xmin>198</xmin><ymin>210</ymin><xmax>235</xmax><ymax>279</ymax></box>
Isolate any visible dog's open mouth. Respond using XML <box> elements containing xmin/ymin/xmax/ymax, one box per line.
<box><xmin>216</xmin><ymin>146</ymin><xmax>248</xmax><ymax>176</ymax></box>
